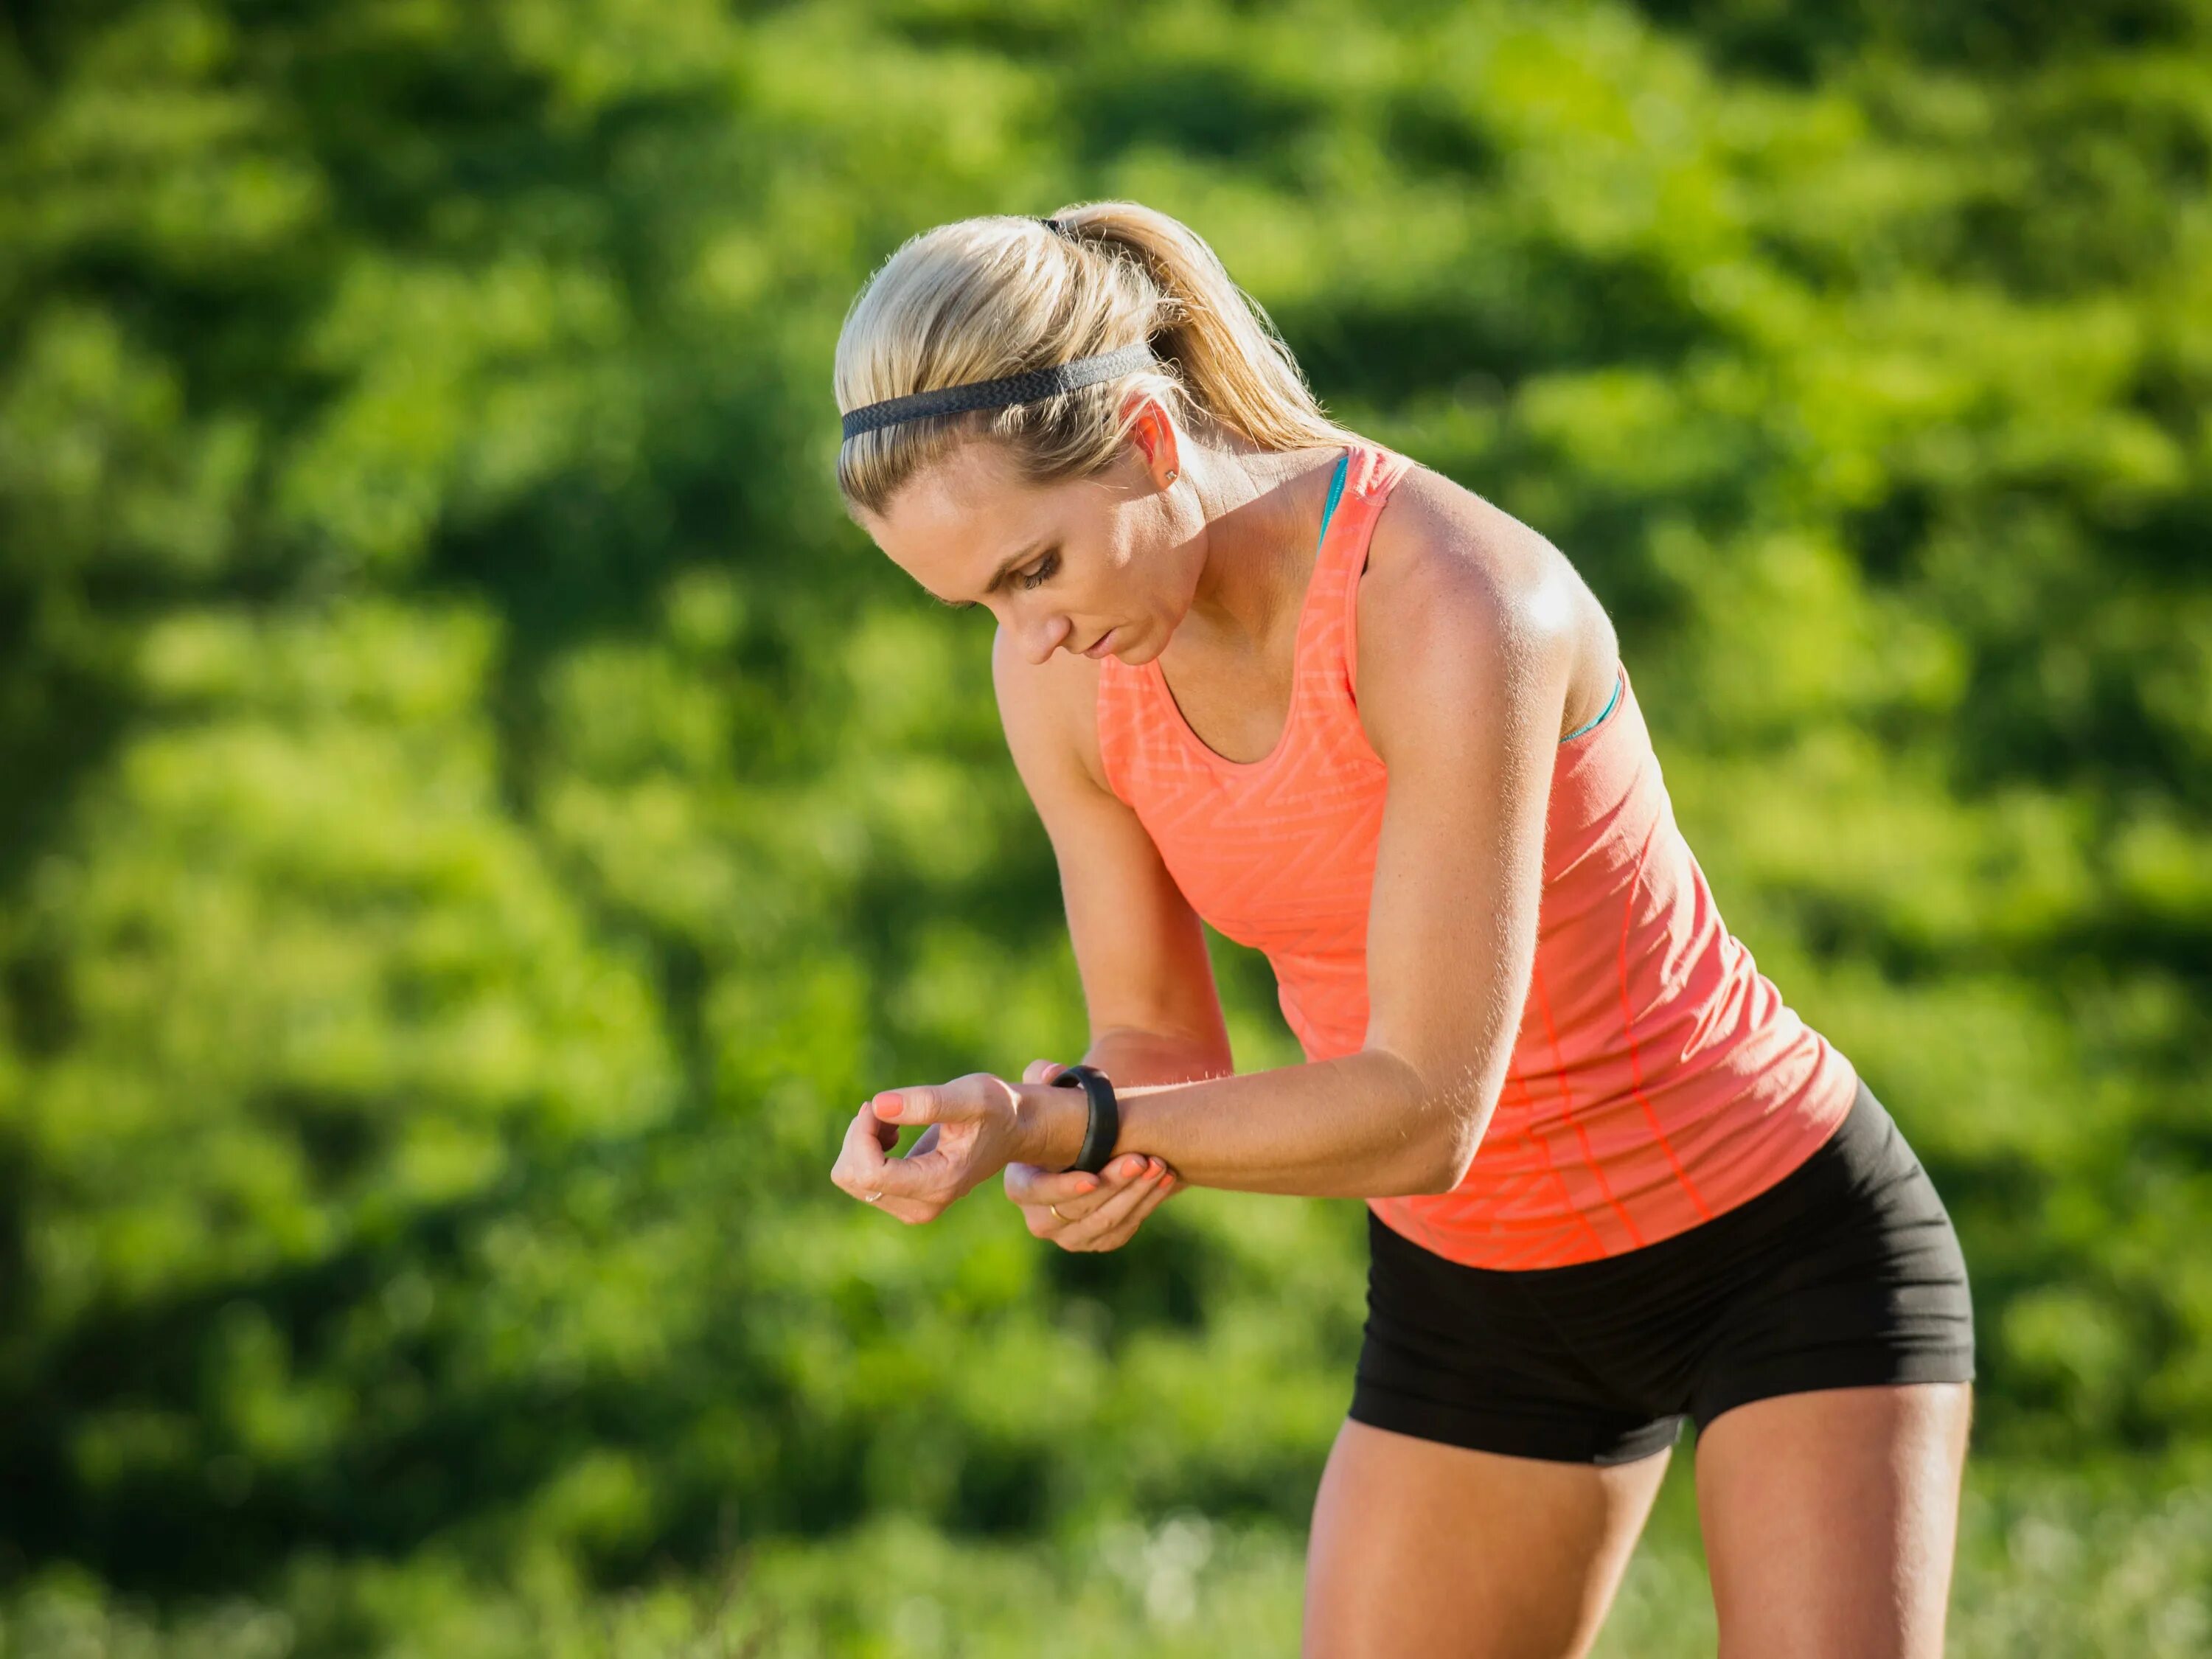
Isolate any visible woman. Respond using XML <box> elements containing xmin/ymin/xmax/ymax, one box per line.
<box><xmin>828</xmin><ymin>202</ymin><xmax>1975</xmax><ymax>1658</ymax></box>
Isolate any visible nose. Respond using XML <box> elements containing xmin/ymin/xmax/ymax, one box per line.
<box><xmin>1018</xmin><ymin>610</ymin><xmax>1074</xmax><ymax>665</ymax></box>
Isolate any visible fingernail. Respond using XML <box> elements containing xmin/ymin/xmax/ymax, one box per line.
<box><xmin>1147</xmin><ymin>1159</ymin><xmax>1163</xmax><ymax>1178</ymax></box>
<box><xmin>877</xmin><ymin>1096</ymin><xmax>900</xmax><ymax>1119</ymax></box>
<box><xmin>1077</xmin><ymin>1178</ymin><xmax>1099</xmax><ymax>1194</ymax></box>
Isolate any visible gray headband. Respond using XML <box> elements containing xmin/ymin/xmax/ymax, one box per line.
<box><xmin>839</xmin><ymin>341</ymin><xmax>1155</xmax><ymax>442</ymax></box>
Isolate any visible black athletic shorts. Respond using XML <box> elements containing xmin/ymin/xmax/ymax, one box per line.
<box><xmin>1349</xmin><ymin>1078</ymin><xmax>1976</xmax><ymax>1465</ymax></box>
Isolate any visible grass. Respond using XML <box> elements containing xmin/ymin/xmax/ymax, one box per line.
<box><xmin>4</xmin><ymin>1453</ymin><xmax>2206</xmax><ymax>1655</ymax></box>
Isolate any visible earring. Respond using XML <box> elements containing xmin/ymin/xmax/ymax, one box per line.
<box><xmin>1165</xmin><ymin>468</ymin><xmax>1178</xmax><ymax>485</ymax></box>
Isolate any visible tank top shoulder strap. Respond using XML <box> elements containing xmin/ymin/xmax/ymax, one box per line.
<box><xmin>1314</xmin><ymin>441</ymin><xmax>1417</xmax><ymax>705</ymax></box>
<box><xmin>1095</xmin><ymin>439</ymin><xmax>1414</xmax><ymax>804</ymax></box>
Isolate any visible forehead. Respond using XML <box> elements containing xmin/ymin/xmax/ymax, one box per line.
<box><xmin>864</xmin><ymin>442</ymin><xmax>1077</xmax><ymax>585</ymax></box>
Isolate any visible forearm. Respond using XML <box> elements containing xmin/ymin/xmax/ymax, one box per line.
<box><xmin>1026</xmin><ymin>1048</ymin><xmax>1489</xmax><ymax>1199</ymax></box>
<box><xmin>1078</xmin><ymin>1023</ymin><xmax>1234</xmax><ymax>1090</ymax></box>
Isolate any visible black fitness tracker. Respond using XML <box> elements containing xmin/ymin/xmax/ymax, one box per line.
<box><xmin>1048</xmin><ymin>1064</ymin><xmax>1121</xmax><ymax>1175</ymax></box>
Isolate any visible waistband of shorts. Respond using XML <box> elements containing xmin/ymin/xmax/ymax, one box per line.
<box><xmin>1367</xmin><ymin>1078</ymin><xmax>1896</xmax><ymax>1287</ymax></box>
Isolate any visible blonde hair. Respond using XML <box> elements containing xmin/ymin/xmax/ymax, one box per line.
<box><xmin>833</xmin><ymin>201</ymin><xmax>1352</xmax><ymax>516</ymax></box>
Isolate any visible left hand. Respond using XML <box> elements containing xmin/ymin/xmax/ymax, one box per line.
<box><xmin>830</xmin><ymin>1071</ymin><xmax>1048</xmax><ymax>1224</ymax></box>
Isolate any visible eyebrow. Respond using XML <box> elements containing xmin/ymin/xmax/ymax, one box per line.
<box><xmin>930</xmin><ymin>540</ymin><xmax>1053</xmax><ymax>611</ymax></box>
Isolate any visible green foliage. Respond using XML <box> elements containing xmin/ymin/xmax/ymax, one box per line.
<box><xmin>4</xmin><ymin>1457</ymin><xmax>2211</xmax><ymax>1655</ymax></box>
<box><xmin>0</xmin><ymin>0</ymin><xmax>2207</xmax><ymax>1648</ymax></box>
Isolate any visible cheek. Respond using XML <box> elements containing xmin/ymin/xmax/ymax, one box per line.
<box><xmin>1144</xmin><ymin>535</ymin><xmax>1199</xmax><ymax>622</ymax></box>
<box><xmin>1111</xmin><ymin>524</ymin><xmax>1175</xmax><ymax>608</ymax></box>
<box><xmin>1107</xmin><ymin>563</ymin><xmax>1164</xmax><ymax>627</ymax></box>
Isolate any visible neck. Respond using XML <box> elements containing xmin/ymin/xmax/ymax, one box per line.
<box><xmin>1180</xmin><ymin>439</ymin><xmax>1346</xmax><ymax>654</ymax></box>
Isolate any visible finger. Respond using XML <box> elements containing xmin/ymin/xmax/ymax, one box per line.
<box><xmin>865</xmin><ymin>1141</ymin><xmax>961</xmax><ymax>1202</ymax></box>
<box><xmin>1088</xmin><ymin>1174</ymin><xmax>1180</xmax><ymax>1252</ymax></box>
<box><xmin>871</xmin><ymin>1079</ymin><xmax>990</xmax><ymax>1128</ymax></box>
<box><xmin>1004</xmin><ymin>1156</ymin><xmax>1138</xmax><ymax>1208</ymax></box>
<box><xmin>1004</xmin><ymin>1161</ymin><xmax>1101</xmax><ymax>1207</ymax></box>
<box><xmin>1122</xmin><ymin>1167</ymin><xmax>1183</xmax><ymax>1225</ymax></box>
<box><xmin>1060</xmin><ymin>1164</ymin><xmax>1165</xmax><ymax>1249</ymax></box>
<box><xmin>834</xmin><ymin>1104</ymin><xmax>961</xmax><ymax>1206</ymax></box>
<box><xmin>874</xmin><ymin>1194</ymin><xmax>942</xmax><ymax>1226</ymax></box>
<box><xmin>1013</xmin><ymin>1159</ymin><xmax>1144</xmax><ymax>1240</ymax></box>
<box><xmin>1096</xmin><ymin>1161</ymin><xmax>1185</xmax><ymax>1242</ymax></box>
<box><xmin>1020</xmin><ymin>1058</ymin><xmax>1067</xmax><ymax>1085</ymax></box>
<box><xmin>1020</xmin><ymin>1153</ymin><xmax>1151</xmax><ymax>1222</ymax></box>
<box><xmin>1060</xmin><ymin>1159</ymin><xmax>1168</xmax><ymax>1248</ymax></box>
<box><xmin>831</xmin><ymin>1105</ymin><xmax>891</xmax><ymax>1200</ymax></box>
<box><xmin>833</xmin><ymin>1102</ymin><xmax>967</xmax><ymax>1224</ymax></box>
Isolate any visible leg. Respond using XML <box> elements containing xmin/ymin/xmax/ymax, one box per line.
<box><xmin>1696</xmin><ymin>1382</ymin><xmax>1973</xmax><ymax>1659</ymax></box>
<box><xmin>1304</xmin><ymin>1419</ymin><xmax>1671</xmax><ymax>1659</ymax></box>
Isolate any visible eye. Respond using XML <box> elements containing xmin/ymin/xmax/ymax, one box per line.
<box><xmin>1017</xmin><ymin>551</ymin><xmax>1060</xmax><ymax>591</ymax></box>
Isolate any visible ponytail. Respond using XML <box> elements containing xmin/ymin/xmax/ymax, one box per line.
<box><xmin>1053</xmin><ymin>202</ymin><xmax>1348</xmax><ymax>453</ymax></box>
<box><xmin>834</xmin><ymin>201</ymin><xmax>1349</xmax><ymax>515</ymax></box>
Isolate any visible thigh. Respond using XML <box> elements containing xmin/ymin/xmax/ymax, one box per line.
<box><xmin>1696</xmin><ymin>1381</ymin><xmax>1973</xmax><ymax>1659</ymax></box>
<box><xmin>1688</xmin><ymin>1081</ymin><xmax>1977</xmax><ymax>1431</ymax></box>
<box><xmin>1304</xmin><ymin>1419</ymin><xmax>1671</xmax><ymax>1659</ymax></box>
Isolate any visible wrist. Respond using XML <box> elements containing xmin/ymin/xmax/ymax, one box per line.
<box><xmin>1014</xmin><ymin>1079</ymin><xmax>1089</xmax><ymax>1170</ymax></box>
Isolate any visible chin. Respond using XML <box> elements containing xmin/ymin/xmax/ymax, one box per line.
<box><xmin>1111</xmin><ymin>622</ymin><xmax>1161</xmax><ymax>663</ymax></box>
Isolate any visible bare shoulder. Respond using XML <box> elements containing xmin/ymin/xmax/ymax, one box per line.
<box><xmin>990</xmin><ymin>622</ymin><xmax>1111</xmax><ymax>795</ymax></box>
<box><xmin>1354</xmin><ymin>461</ymin><xmax>1619</xmax><ymax>745</ymax></box>
<box><xmin>1358</xmin><ymin>463</ymin><xmax>1583</xmax><ymax>645</ymax></box>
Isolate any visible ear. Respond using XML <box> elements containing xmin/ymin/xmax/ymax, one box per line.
<box><xmin>1121</xmin><ymin>393</ymin><xmax>1181</xmax><ymax>487</ymax></box>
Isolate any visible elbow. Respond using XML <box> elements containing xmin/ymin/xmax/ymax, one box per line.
<box><xmin>1418</xmin><ymin>1117</ymin><xmax>1486</xmax><ymax>1195</ymax></box>
<box><xmin>1376</xmin><ymin>1133</ymin><xmax>1478</xmax><ymax>1200</ymax></box>
<box><xmin>1367</xmin><ymin>1047</ymin><xmax>1495</xmax><ymax>1196</ymax></box>
<box><xmin>1374</xmin><ymin>1103</ymin><xmax>1489</xmax><ymax>1198</ymax></box>
<box><xmin>1411</xmin><ymin>1074</ymin><xmax>1494</xmax><ymax>1195</ymax></box>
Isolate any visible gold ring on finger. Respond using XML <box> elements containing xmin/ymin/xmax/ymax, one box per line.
<box><xmin>1048</xmin><ymin>1203</ymin><xmax>1065</xmax><ymax>1222</ymax></box>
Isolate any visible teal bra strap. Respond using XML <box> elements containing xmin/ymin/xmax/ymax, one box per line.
<box><xmin>1560</xmin><ymin>668</ymin><xmax>1622</xmax><ymax>744</ymax></box>
<box><xmin>1318</xmin><ymin>450</ymin><xmax>1349</xmax><ymax>544</ymax></box>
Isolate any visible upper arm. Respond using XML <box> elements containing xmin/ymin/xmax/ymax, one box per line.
<box><xmin>1352</xmin><ymin>485</ymin><xmax>1588</xmax><ymax>1170</ymax></box>
<box><xmin>990</xmin><ymin>627</ymin><xmax>1230</xmax><ymax>1056</ymax></box>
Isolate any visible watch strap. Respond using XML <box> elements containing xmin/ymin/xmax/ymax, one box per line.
<box><xmin>1048</xmin><ymin>1064</ymin><xmax>1121</xmax><ymax>1175</ymax></box>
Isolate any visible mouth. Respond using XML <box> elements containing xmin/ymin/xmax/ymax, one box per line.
<box><xmin>1079</xmin><ymin>627</ymin><xmax>1119</xmax><ymax>659</ymax></box>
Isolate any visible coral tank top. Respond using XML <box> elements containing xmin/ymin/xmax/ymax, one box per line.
<box><xmin>1094</xmin><ymin>441</ymin><xmax>1860</xmax><ymax>1268</ymax></box>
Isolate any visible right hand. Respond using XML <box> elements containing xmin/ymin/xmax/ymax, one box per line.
<box><xmin>1002</xmin><ymin>1059</ymin><xmax>1183</xmax><ymax>1252</ymax></box>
